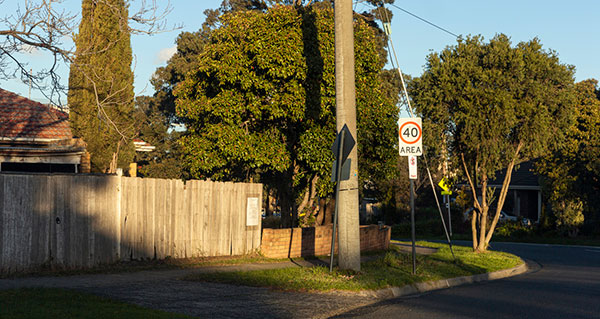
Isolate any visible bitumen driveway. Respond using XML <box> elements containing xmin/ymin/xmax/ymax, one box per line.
<box><xmin>332</xmin><ymin>241</ymin><xmax>600</xmax><ymax>319</ymax></box>
<box><xmin>0</xmin><ymin>258</ymin><xmax>380</xmax><ymax>319</ymax></box>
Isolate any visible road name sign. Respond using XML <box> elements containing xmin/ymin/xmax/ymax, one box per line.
<box><xmin>398</xmin><ymin>118</ymin><xmax>422</xmax><ymax>156</ymax></box>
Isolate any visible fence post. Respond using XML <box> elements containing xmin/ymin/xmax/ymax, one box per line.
<box><xmin>116</xmin><ymin>174</ymin><xmax>122</xmax><ymax>260</ymax></box>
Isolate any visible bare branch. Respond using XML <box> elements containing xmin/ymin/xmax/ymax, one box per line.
<box><xmin>1</xmin><ymin>0</ymin><xmax>178</xmax><ymax>142</ymax></box>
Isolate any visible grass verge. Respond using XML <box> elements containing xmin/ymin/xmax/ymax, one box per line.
<box><xmin>0</xmin><ymin>288</ymin><xmax>189</xmax><ymax>318</ymax></box>
<box><xmin>1</xmin><ymin>253</ymin><xmax>291</xmax><ymax>279</ymax></box>
<box><xmin>397</xmin><ymin>234</ymin><xmax>600</xmax><ymax>247</ymax></box>
<box><xmin>183</xmin><ymin>242</ymin><xmax>523</xmax><ymax>292</ymax></box>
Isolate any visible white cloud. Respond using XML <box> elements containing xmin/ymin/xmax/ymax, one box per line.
<box><xmin>155</xmin><ymin>46</ymin><xmax>177</xmax><ymax>64</ymax></box>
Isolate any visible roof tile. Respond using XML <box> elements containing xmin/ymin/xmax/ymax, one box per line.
<box><xmin>0</xmin><ymin>88</ymin><xmax>72</xmax><ymax>140</ymax></box>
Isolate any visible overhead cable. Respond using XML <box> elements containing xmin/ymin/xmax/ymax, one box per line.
<box><xmin>389</xmin><ymin>3</ymin><xmax>459</xmax><ymax>38</ymax></box>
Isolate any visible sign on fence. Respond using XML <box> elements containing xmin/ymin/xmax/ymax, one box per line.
<box><xmin>246</xmin><ymin>196</ymin><xmax>260</xmax><ymax>226</ymax></box>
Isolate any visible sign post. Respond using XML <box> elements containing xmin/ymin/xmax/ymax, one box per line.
<box><xmin>438</xmin><ymin>177</ymin><xmax>453</xmax><ymax>236</ymax></box>
<box><xmin>408</xmin><ymin>157</ymin><xmax>417</xmax><ymax>275</ymax></box>
<box><xmin>399</xmin><ymin>118</ymin><xmax>423</xmax><ymax>275</ymax></box>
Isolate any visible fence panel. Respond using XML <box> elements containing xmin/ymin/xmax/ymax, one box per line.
<box><xmin>0</xmin><ymin>173</ymin><xmax>261</xmax><ymax>274</ymax></box>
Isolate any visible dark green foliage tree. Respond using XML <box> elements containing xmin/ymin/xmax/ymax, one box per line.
<box><xmin>152</xmin><ymin>0</ymin><xmax>395</xmax><ymax>126</ymax></box>
<box><xmin>68</xmin><ymin>0</ymin><xmax>135</xmax><ymax>173</ymax></box>
<box><xmin>133</xmin><ymin>96</ymin><xmax>189</xmax><ymax>179</ymax></box>
<box><xmin>175</xmin><ymin>5</ymin><xmax>398</xmax><ymax>227</ymax></box>
<box><xmin>536</xmin><ymin>79</ymin><xmax>600</xmax><ymax>236</ymax></box>
<box><xmin>410</xmin><ymin>35</ymin><xmax>576</xmax><ymax>251</ymax></box>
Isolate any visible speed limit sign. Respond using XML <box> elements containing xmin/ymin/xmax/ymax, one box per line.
<box><xmin>398</xmin><ymin>118</ymin><xmax>422</xmax><ymax>156</ymax></box>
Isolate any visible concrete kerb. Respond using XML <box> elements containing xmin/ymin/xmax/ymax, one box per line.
<box><xmin>351</xmin><ymin>259</ymin><xmax>529</xmax><ymax>299</ymax></box>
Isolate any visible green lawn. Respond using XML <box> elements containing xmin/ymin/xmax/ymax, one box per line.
<box><xmin>0</xmin><ymin>288</ymin><xmax>189</xmax><ymax>319</ymax></box>
<box><xmin>183</xmin><ymin>242</ymin><xmax>523</xmax><ymax>292</ymax></box>
<box><xmin>2</xmin><ymin>254</ymin><xmax>291</xmax><ymax>279</ymax></box>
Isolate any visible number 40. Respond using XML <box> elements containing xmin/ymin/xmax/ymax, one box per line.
<box><xmin>403</xmin><ymin>127</ymin><xmax>419</xmax><ymax>138</ymax></box>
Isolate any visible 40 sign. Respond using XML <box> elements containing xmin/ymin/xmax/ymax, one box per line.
<box><xmin>398</xmin><ymin>118</ymin><xmax>423</xmax><ymax>156</ymax></box>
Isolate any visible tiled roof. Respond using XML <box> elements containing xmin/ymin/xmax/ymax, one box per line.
<box><xmin>489</xmin><ymin>161</ymin><xmax>540</xmax><ymax>187</ymax></box>
<box><xmin>0</xmin><ymin>88</ymin><xmax>72</xmax><ymax>140</ymax></box>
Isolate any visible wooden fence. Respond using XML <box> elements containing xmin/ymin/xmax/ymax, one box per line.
<box><xmin>0</xmin><ymin>174</ymin><xmax>262</xmax><ymax>274</ymax></box>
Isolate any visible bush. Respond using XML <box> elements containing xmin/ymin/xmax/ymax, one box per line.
<box><xmin>494</xmin><ymin>222</ymin><xmax>532</xmax><ymax>238</ymax></box>
<box><xmin>553</xmin><ymin>199</ymin><xmax>585</xmax><ymax>237</ymax></box>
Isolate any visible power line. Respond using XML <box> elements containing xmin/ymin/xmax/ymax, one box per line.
<box><xmin>389</xmin><ymin>3</ymin><xmax>459</xmax><ymax>38</ymax></box>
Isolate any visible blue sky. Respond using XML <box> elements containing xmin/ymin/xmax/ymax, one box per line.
<box><xmin>2</xmin><ymin>0</ymin><xmax>599</xmax><ymax>103</ymax></box>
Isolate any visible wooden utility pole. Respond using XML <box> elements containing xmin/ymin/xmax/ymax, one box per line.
<box><xmin>334</xmin><ymin>0</ymin><xmax>360</xmax><ymax>271</ymax></box>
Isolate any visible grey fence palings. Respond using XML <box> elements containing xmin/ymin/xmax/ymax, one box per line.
<box><xmin>0</xmin><ymin>174</ymin><xmax>262</xmax><ymax>274</ymax></box>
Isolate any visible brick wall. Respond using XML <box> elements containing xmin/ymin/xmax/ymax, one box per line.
<box><xmin>261</xmin><ymin>225</ymin><xmax>391</xmax><ymax>259</ymax></box>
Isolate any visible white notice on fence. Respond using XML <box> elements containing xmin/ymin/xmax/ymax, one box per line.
<box><xmin>246</xmin><ymin>197</ymin><xmax>260</xmax><ymax>226</ymax></box>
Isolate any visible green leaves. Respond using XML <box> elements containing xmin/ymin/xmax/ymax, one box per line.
<box><xmin>536</xmin><ymin>79</ymin><xmax>600</xmax><ymax>230</ymax></box>
<box><xmin>174</xmin><ymin>4</ymin><xmax>398</xmax><ymax>210</ymax></box>
<box><xmin>411</xmin><ymin>34</ymin><xmax>576</xmax><ymax>181</ymax></box>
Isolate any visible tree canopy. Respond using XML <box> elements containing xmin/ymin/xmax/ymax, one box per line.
<box><xmin>536</xmin><ymin>79</ymin><xmax>600</xmax><ymax>236</ymax></box>
<box><xmin>410</xmin><ymin>34</ymin><xmax>576</xmax><ymax>251</ymax></box>
<box><xmin>174</xmin><ymin>4</ymin><xmax>399</xmax><ymax>226</ymax></box>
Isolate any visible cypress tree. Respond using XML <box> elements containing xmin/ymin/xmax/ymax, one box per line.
<box><xmin>68</xmin><ymin>0</ymin><xmax>135</xmax><ymax>173</ymax></box>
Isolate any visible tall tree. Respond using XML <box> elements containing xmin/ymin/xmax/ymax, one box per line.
<box><xmin>536</xmin><ymin>79</ymin><xmax>600</xmax><ymax>236</ymax></box>
<box><xmin>68</xmin><ymin>0</ymin><xmax>136</xmax><ymax>173</ymax></box>
<box><xmin>1</xmin><ymin>0</ymin><xmax>174</xmax><ymax>106</ymax></box>
<box><xmin>410</xmin><ymin>34</ymin><xmax>576</xmax><ymax>252</ymax></box>
<box><xmin>174</xmin><ymin>4</ymin><xmax>398</xmax><ymax>227</ymax></box>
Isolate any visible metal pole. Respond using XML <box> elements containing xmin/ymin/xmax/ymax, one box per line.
<box><xmin>446</xmin><ymin>195</ymin><xmax>453</xmax><ymax>237</ymax></box>
<box><xmin>330</xmin><ymin>130</ymin><xmax>345</xmax><ymax>272</ymax></box>
<box><xmin>426</xmin><ymin>167</ymin><xmax>455</xmax><ymax>259</ymax></box>
<box><xmin>334</xmin><ymin>0</ymin><xmax>360</xmax><ymax>271</ymax></box>
<box><xmin>410</xmin><ymin>179</ymin><xmax>416</xmax><ymax>275</ymax></box>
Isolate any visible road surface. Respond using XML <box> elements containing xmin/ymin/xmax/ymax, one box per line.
<box><xmin>334</xmin><ymin>241</ymin><xmax>600</xmax><ymax>319</ymax></box>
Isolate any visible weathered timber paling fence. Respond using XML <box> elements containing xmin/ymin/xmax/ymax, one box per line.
<box><xmin>0</xmin><ymin>174</ymin><xmax>262</xmax><ymax>274</ymax></box>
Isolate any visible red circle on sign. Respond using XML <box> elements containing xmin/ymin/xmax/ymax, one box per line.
<box><xmin>399</xmin><ymin>121</ymin><xmax>422</xmax><ymax>144</ymax></box>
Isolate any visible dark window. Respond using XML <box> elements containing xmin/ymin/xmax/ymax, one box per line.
<box><xmin>0</xmin><ymin>162</ymin><xmax>76</xmax><ymax>173</ymax></box>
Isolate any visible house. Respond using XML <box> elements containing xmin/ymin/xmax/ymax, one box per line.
<box><xmin>0</xmin><ymin>88</ymin><xmax>88</xmax><ymax>173</ymax></box>
<box><xmin>460</xmin><ymin>161</ymin><xmax>542</xmax><ymax>222</ymax></box>
<box><xmin>487</xmin><ymin>161</ymin><xmax>542</xmax><ymax>222</ymax></box>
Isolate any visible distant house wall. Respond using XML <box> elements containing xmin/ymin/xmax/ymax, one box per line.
<box><xmin>261</xmin><ymin>225</ymin><xmax>391</xmax><ymax>259</ymax></box>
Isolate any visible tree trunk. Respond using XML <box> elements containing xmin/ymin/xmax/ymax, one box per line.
<box><xmin>475</xmin><ymin>175</ymin><xmax>489</xmax><ymax>252</ymax></box>
<box><xmin>315</xmin><ymin>198</ymin><xmax>327</xmax><ymax>225</ymax></box>
<box><xmin>484</xmin><ymin>142</ymin><xmax>523</xmax><ymax>247</ymax></box>
<box><xmin>471</xmin><ymin>208</ymin><xmax>478</xmax><ymax>250</ymax></box>
<box><xmin>279</xmin><ymin>173</ymin><xmax>294</xmax><ymax>228</ymax></box>
<box><xmin>297</xmin><ymin>175</ymin><xmax>319</xmax><ymax>217</ymax></box>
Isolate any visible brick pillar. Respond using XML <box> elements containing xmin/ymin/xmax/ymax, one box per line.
<box><xmin>80</xmin><ymin>151</ymin><xmax>91</xmax><ymax>173</ymax></box>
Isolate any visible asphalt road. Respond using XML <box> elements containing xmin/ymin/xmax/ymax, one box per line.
<box><xmin>333</xmin><ymin>241</ymin><xmax>600</xmax><ymax>319</ymax></box>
